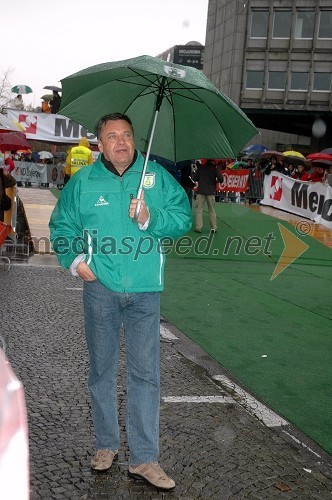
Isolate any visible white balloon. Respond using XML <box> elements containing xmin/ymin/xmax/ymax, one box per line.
<box><xmin>312</xmin><ymin>119</ymin><xmax>326</xmax><ymax>138</ymax></box>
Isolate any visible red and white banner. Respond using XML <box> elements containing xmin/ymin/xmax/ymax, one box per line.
<box><xmin>216</xmin><ymin>169</ymin><xmax>250</xmax><ymax>192</ymax></box>
<box><xmin>261</xmin><ymin>171</ymin><xmax>332</xmax><ymax>230</ymax></box>
<box><xmin>6</xmin><ymin>109</ymin><xmax>97</xmax><ymax>145</ymax></box>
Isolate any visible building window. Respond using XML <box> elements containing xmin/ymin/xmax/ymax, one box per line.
<box><xmin>251</xmin><ymin>11</ymin><xmax>268</xmax><ymax>38</ymax></box>
<box><xmin>268</xmin><ymin>71</ymin><xmax>286</xmax><ymax>90</ymax></box>
<box><xmin>318</xmin><ymin>10</ymin><xmax>332</xmax><ymax>38</ymax></box>
<box><xmin>273</xmin><ymin>10</ymin><xmax>292</xmax><ymax>38</ymax></box>
<box><xmin>313</xmin><ymin>72</ymin><xmax>331</xmax><ymax>91</ymax></box>
<box><xmin>295</xmin><ymin>11</ymin><xmax>315</xmax><ymax>38</ymax></box>
<box><xmin>246</xmin><ymin>71</ymin><xmax>264</xmax><ymax>89</ymax></box>
<box><xmin>290</xmin><ymin>72</ymin><xmax>309</xmax><ymax>91</ymax></box>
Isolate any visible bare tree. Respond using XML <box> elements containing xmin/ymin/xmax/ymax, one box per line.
<box><xmin>0</xmin><ymin>67</ymin><xmax>14</xmax><ymax>113</ymax></box>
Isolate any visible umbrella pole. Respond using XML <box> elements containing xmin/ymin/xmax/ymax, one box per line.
<box><xmin>137</xmin><ymin>109</ymin><xmax>159</xmax><ymax>199</ymax></box>
<box><xmin>134</xmin><ymin>77</ymin><xmax>166</xmax><ymax>219</ymax></box>
<box><xmin>134</xmin><ymin>110</ymin><xmax>159</xmax><ymax>221</ymax></box>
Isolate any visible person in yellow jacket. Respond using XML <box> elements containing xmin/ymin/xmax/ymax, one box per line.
<box><xmin>64</xmin><ymin>137</ymin><xmax>93</xmax><ymax>184</ymax></box>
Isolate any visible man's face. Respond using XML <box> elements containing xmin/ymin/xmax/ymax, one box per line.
<box><xmin>98</xmin><ymin>119</ymin><xmax>135</xmax><ymax>172</ymax></box>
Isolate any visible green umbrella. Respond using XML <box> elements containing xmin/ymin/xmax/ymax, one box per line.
<box><xmin>11</xmin><ymin>85</ymin><xmax>33</xmax><ymax>94</ymax></box>
<box><xmin>60</xmin><ymin>54</ymin><xmax>258</xmax><ymax>199</ymax></box>
<box><xmin>41</xmin><ymin>94</ymin><xmax>53</xmax><ymax>101</ymax></box>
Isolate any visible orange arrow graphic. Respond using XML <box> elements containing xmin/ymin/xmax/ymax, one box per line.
<box><xmin>271</xmin><ymin>223</ymin><xmax>309</xmax><ymax>280</ymax></box>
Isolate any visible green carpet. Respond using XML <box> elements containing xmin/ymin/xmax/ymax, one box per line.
<box><xmin>161</xmin><ymin>203</ymin><xmax>332</xmax><ymax>454</ymax></box>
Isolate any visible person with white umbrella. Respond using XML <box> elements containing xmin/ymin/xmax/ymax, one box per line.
<box><xmin>10</xmin><ymin>85</ymin><xmax>33</xmax><ymax>111</ymax></box>
<box><xmin>10</xmin><ymin>94</ymin><xmax>24</xmax><ymax>110</ymax></box>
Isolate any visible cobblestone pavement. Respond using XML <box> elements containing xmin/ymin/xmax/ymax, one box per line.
<box><xmin>1</xmin><ymin>262</ymin><xmax>331</xmax><ymax>499</ymax></box>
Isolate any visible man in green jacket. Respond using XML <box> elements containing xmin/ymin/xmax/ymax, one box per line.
<box><xmin>49</xmin><ymin>113</ymin><xmax>192</xmax><ymax>491</ymax></box>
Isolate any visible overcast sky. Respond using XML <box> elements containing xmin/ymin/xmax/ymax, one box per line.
<box><xmin>2</xmin><ymin>0</ymin><xmax>209</xmax><ymax>107</ymax></box>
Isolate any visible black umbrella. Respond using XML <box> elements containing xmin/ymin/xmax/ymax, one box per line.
<box><xmin>43</xmin><ymin>86</ymin><xmax>62</xmax><ymax>92</ymax></box>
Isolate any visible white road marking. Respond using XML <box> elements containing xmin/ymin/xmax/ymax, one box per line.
<box><xmin>157</xmin><ymin>323</ymin><xmax>318</xmax><ymax>458</ymax></box>
<box><xmin>66</xmin><ymin>287</ymin><xmax>83</xmax><ymax>290</ymax></box>
<box><xmin>160</xmin><ymin>324</ymin><xmax>178</xmax><ymax>340</ymax></box>
<box><xmin>282</xmin><ymin>430</ymin><xmax>321</xmax><ymax>458</ymax></box>
<box><xmin>163</xmin><ymin>396</ymin><xmax>234</xmax><ymax>404</ymax></box>
<box><xmin>212</xmin><ymin>374</ymin><xmax>289</xmax><ymax>428</ymax></box>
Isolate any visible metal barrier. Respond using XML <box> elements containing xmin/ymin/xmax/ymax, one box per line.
<box><xmin>246</xmin><ymin>169</ymin><xmax>265</xmax><ymax>203</ymax></box>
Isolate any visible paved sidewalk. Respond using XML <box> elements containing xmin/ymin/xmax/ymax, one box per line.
<box><xmin>1</xmin><ymin>259</ymin><xmax>331</xmax><ymax>499</ymax></box>
<box><xmin>17</xmin><ymin>187</ymin><xmax>56</xmax><ymax>253</ymax></box>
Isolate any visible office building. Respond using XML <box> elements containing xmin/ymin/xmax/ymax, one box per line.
<box><xmin>204</xmin><ymin>0</ymin><xmax>332</xmax><ymax>151</ymax></box>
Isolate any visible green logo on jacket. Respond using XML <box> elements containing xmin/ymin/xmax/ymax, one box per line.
<box><xmin>143</xmin><ymin>173</ymin><xmax>155</xmax><ymax>188</ymax></box>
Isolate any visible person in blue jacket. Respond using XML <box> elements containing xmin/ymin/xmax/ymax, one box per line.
<box><xmin>49</xmin><ymin>112</ymin><xmax>192</xmax><ymax>491</ymax></box>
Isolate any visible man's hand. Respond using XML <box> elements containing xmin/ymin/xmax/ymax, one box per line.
<box><xmin>129</xmin><ymin>190</ymin><xmax>149</xmax><ymax>225</ymax></box>
<box><xmin>76</xmin><ymin>261</ymin><xmax>96</xmax><ymax>281</ymax></box>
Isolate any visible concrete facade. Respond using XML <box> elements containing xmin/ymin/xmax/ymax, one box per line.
<box><xmin>204</xmin><ymin>0</ymin><xmax>332</xmax><ymax>151</ymax></box>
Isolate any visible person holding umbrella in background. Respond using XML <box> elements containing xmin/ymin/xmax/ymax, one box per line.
<box><xmin>10</xmin><ymin>85</ymin><xmax>33</xmax><ymax>110</ymax></box>
<box><xmin>50</xmin><ymin>90</ymin><xmax>61</xmax><ymax>113</ymax></box>
<box><xmin>50</xmin><ymin>112</ymin><xmax>192</xmax><ymax>491</ymax></box>
<box><xmin>308</xmin><ymin>165</ymin><xmax>325</xmax><ymax>182</ymax></box>
<box><xmin>292</xmin><ymin>163</ymin><xmax>310</xmax><ymax>181</ymax></box>
<box><xmin>43</xmin><ymin>85</ymin><xmax>62</xmax><ymax>113</ymax></box>
<box><xmin>10</xmin><ymin>94</ymin><xmax>24</xmax><ymax>110</ymax></box>
<box><xmin>41</xmin><ymin>95</ymin><xmax>51</xmax><ymax>113</ymax></box>
<box><xmin>42</xmin><ymin>100</ymin><xmax>51</xmax><ymax>113</ymax></box>
<box><xmin>264</xmin><ymin>155</ymin><xmax>283</xmax><ymax>175</ymax></box>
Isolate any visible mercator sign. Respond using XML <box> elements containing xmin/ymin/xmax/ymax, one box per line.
<box><xmin>6</xmin><ymin>109</ymin><xmax>98</xmax><ymax>145</ymax></box>
<box><xmin>261</xmin><ymin>171</ymin><xmax>332</xmax><ymax>229</ymax></box>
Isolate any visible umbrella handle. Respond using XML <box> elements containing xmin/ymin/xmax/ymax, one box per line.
<box><xmin>133</xmin><ymin>184</ymin><xmax>144</xmax><ymax>221</ymax></box>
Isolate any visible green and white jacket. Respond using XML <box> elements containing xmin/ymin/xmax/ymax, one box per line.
<box><xmin>49</xmin><ymin>151</ymin><xmax>192</xmax><ymax>293</ymax></box>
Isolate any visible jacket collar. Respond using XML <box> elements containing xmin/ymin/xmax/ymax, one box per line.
<box><xmin>88</xmin><ymin>150</ymin><xmax>144</xmax><ymax>179</ymax></box>
<box><xmin>101</xmin><ymin>150</ymin><xmax>138</xmax><ymax>176</ymax></box>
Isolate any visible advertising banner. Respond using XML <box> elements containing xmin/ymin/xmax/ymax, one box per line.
<box><xmin>12</xmin><ymin>161</ymin><xmax>64</xmax><ymax>185</ymax></box>
<box><xmin>216</xmin><ymin>169</ymin><xmax>250</xmax><ymax>192</ymax></box>
<box><xmin>261</xmin><ymin>171</ymin><xmax>332</xmax><ymax>229</ymax></box>
<box><xmin>6</xmin><ymin>109</ymin><xmax>97</xmax><ymax>145</ymax></box>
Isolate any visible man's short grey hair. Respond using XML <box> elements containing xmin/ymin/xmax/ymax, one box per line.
<box><xmin>96</xmin><ymin>113</ymin><xmax>133</xmax><ymax>139</ymax></box>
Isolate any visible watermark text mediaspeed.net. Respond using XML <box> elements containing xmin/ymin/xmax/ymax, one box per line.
<box><xmin>36</xmin><ymin>221</ymin><xmax>310</xmax><ymax>280</ymax></box>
